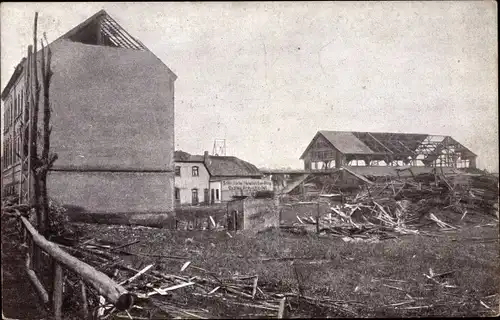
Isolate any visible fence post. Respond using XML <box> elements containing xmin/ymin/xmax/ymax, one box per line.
<box><xmin>278</xmin><ymin>297</ymin><xmax>287</xmax><ymax>318</ymax></box>
<box><xmin>233</xmin><ymin>211</ymin><xmax>237</xmax><ymax>231</ymax></box>
<box><xmin>80</xmin><ymin>280</ymin><xmax>89</xmax><ymax>319</ymax></box>
<box><xmin>53</xmin><ymin>263</ymin><xmax>63</xmax><ymax>320</ymax></box>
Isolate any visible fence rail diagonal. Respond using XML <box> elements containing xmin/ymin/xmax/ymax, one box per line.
<box><xmin>12</xmin><ymin>210</ymin><xmax>134</xmax><ymax>312</ymax></box>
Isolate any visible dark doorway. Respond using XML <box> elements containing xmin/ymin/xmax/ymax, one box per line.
<box><xmin>192</xmin><ymin>188</ymin><xmax>199</xmax><ymax>205</ymax></box>
<box><xmin>204</xmin><ymin>188</ymin><xmax>209</xmax><ymax>204</ymax></box>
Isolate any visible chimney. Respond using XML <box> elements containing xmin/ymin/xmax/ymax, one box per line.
<box><xmin>204</xmin><ymin>151</ymin><xmax>209</xmax><ymax>164</ymax></box>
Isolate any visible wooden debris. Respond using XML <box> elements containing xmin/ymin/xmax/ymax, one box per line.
<box><xmin>120</xmin><ymin>264</ymin><xmax>154</xmax><ymax>286</ymax></box>
<box><xmin>277</xmin><ymin>297</ymin><xmax>287</xmax><ymax>319</ymax></box>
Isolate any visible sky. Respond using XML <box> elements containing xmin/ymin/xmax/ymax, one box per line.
<box><xmin>1</xmin><ymin>2</ymin><xmax>498</xmax><ymax>172</ymax></box>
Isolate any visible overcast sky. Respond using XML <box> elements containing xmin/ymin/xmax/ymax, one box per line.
<box><xmin>1</xmin><ymin>2</ymin><xmax>498</xmax><ymax>171</ymax></box>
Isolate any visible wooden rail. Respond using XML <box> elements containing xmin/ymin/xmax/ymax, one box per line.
<box><xmin>11</xmin><ymin>209</ymin><xmax>134</xmax><ymax>319</ymax></box>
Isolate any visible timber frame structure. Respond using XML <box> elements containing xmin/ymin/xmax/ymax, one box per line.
<box><xmin>300</xmin><ymin>131</ymin><xmax>477</xmax><ymax>170</ymax></box>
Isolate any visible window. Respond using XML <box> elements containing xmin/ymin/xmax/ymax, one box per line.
<box><xmin>13</xmin><ymin>133</ymin><xmax>17</xmax><ymax>163</ymax></box>
<box><xmin>16</xmin><ymin>131</ymin><xmax>21</xmax><ymax>163</ymax></box>
<box><xmin>16</xmin><ymin>93</ymin><xmax>20</xmax><ymax>118</ymax></box>
<box><xmin>13</xmin><ymin>95</ymin><xmax>17</xmax><ymax>119</ymax></box>
<box><xmin>175</xmin><ymin>166</ymin><xmax>181</xmax><ymax>176</ymax></box>
<box><xmin>174</xmin><ymin>188</ymin><xmax>180</xmax><ymax>202</ymax></box>
<box><xmin>192</xmin><ymin>188</ymin><xmax>199</xmax><ymax>205</ymax></box>
<box><xmin>215</xmin><ymin>189</ymin><xmax>220</xmax><ymax>200</ymax></box>
<box><xmin>6</xmin><ymin>138</ymin><xmax>11</xmax><ymax>167</ymax></box>
<box><xmin>192</xmin><ymin>166</ymin><xmax>199</xmax><ymax>177</ymax></box>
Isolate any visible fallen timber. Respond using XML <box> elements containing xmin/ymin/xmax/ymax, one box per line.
<box><xmin>286</xmin><ymin>171</ymin><xmax>499</xmax><ymax>239</ymax></box>
<box><xmin>8</xmin><ymin>209</ymin><xmax>134</xmax><ymax>312</ymax></box>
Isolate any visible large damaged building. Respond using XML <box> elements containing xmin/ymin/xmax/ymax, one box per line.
<box><xmin>1</xmin><ymin>10</ymin><xmax>177</xmax><ymax>217</ymax></box>
<box><xmin>300</xmin><ymin>130</ymin><xmax>477</xmax><ymax>170</ymax></box>
<box><xmin>264</xmin><ymin>130</ymin><xmax>479</xmax><ymax>197</ymax></box>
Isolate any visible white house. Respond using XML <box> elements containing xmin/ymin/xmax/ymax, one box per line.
<box><xmin>174</xmin><ymin>151</ymin><xmax>272</xmax><ymax>205</ymax></box>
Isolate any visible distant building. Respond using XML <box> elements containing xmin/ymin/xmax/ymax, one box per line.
<box><xmin>261</xmin><ymin>130</ymin><xmax>478</xmax><ymax>196</ymax></box>
<box><xmin>1</xmin><ymin>10</ymin><xmax>177</xmax><ymax>216</ymax></box>
<box><xmin>174</xmin><ymin>151</ymin><xmax>272</xmax><ymax>205</ymax></box>
<box><xmin>174</xmin><ymin>151</ymin><xmax>210</xmax><ymax>205</ymax></box>
<box><xmin>300</xmin><ymin>131</ymin><xmax>477</xmax><ymax>170</ymax></box>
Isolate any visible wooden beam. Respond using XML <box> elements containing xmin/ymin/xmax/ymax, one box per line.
<box><xmin>18</xmin><ymin>214</ymin><xmax>134</xmax><ymax>310</ymax></box>
<box><xmin>80</xmin><ymin>281</ymin><xmax>89</xmax><ymax>319</ymax></box>
<box><xmin>25</xmin><ymin>252</ymin><xmax>49</xmax><ymax>304</ymax></box>
<box><xmin>367</xmin><ymin>133</ymin><xmax>394</xmax><ymax>154</ymax></box>
<box><xmin>53</xmin><ymin>263</ymin><xmax>63</xmax><ymax>320</ymax></box>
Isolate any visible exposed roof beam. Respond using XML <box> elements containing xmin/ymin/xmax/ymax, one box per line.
<box><xmin>101</xmin><ymin>20</ymin><xmax>141</xmax><ymax>50</ymax></box>
<box><xmin>367</xmin><ymin>133</ymin><xmax>394</xmax><ymax>154</ymax></box>
<box><xmin>103</xmin><ymin>15</ymin><xmax>146</xmax><ymax>50</ymax></box>
<box><xmin>100</xmin><ymin>22</ymin><xmax>135</xmax><ymax>49</ymax></box>
<box><xmin>100</xmin><ymin>28</ymin><xmax>130</xmax><ymax>48</ymax></box>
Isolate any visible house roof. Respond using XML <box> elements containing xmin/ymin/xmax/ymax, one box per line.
<box><xmin>205</xmin><ymin>156</ymin><xmax>262</xmax><ymax>178</ymax></box>
<box><xmin>174</xmin><ymin>150</ymin><xmax>204</xmax><ymax>163</ymax></box>
<box><xmin>319</xmin><ymin>131</ymin><xmax>375</xmax><ymax>154</ymax></box>
<box><xmin>1</xmin><ymin>58</ymin><xmax>26</xmax><ymax>101</ymax></box>
<box><xmin>300</xmin><ymin>130</ymin><xmax>477</xmax><ymax>160</ymax></box>
<box><xmin>2</xmin><ymin>9</ymin><xmax>176</xmax><ymax>100</ymax></box>
<box><xmin>174</xmin><ymin>151</ymin><xmax>261</xmax><ymax>177</ymax></box>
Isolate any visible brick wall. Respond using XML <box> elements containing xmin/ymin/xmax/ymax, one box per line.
<box><xmin>48</xmin><ymin>171</ymin><xmax>174</xmax><ymax>214</ymax></box>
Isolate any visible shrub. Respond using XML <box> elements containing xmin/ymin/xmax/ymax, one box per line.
<box><xmin>47</xmin><ymin>198</ymin><xmax>75</xmax><ymax>237</ymax></box>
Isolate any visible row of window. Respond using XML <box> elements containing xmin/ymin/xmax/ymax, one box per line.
<box><xmin>2</xmin><ymin>131</ymin><xmax>22</xmax><ymax>169</ymax></box>
<box><xmin>175</xmin><ymin>165</ymin><xmax>199</xmax><ymax>177</ymax></box>
<box><xmin>3</xmin><ymin>90</ymin><xmax>25</xmax><ymax>132</ymax></box>
<box><xmin>174</xmin><ymin>187</ymin><xmax>220</xmax><ymax>205</ymax></box>
<box><xmin>311</xmin><ymin>150</ymin><xmax>335</xmax><ymax>160</ymax></box>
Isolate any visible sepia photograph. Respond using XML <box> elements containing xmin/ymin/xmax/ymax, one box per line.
<box><xmin>1</xmin><ymin>1</ymin><xmax>498</xmax><ymax>319</ymax></box>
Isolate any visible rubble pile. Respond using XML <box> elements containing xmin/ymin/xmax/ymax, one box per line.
<box><xmin>292</xmin><ymin>171</ymin><xmax>499</xmax><ymax>240</ymax></box>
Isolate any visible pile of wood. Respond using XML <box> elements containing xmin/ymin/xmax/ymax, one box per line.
<box><xmin>338</xmin><ymin>171</ymin><xmax>498</xmax><ymax>230</ymax></box>
<box><xmin>290</xmin><ymin>171</ymin><xmax>498</xmax><ymax>239</ymax></box>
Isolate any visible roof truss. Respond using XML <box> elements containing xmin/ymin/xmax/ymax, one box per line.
<box><xmin>303</xmin><ymin>131</ymin><xmax>477</xmax><ymax>166</ymax></box>
<box><xmin>62</xmin><ymin>10</ymin><xmax>147</xmax><ymax>51</ymax></box>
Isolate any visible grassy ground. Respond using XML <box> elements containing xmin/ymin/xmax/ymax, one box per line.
<box><xmin>75</xmin><ymin>217</ymin><xmax>500</xmax><ymax>318</ymax></box>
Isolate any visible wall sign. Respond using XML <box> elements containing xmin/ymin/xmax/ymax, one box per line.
<box><xmin>222</xmin><ymin>179</ymin><xmax>273</xmax><ymax>193</ymax></box>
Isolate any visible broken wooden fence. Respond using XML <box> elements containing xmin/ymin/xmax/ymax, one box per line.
<box><xmin>11</xmin><ymin>209</ymin><xmax>134</xmax><ymax>319</ymax></box>
<box><xmin>280</xmin><ymin>201</ymin><xmax>322</xmax><ymax>233</ymax></box>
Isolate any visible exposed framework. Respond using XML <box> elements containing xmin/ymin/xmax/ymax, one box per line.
<box><xmin>62</xmin><ymin>10</ymin><xmax>148</xmax><ymax>51</ymax></box>
<box><xmin>213</xmin><ymin>139</ymin><xmax>227</xmax><ymax>156</ymax></box>
<box><xmin>352</xmin><ymin>133</ymin><xmax>475</xmax><ymax>167</ymax></box>
<box><xmin>303</xmin><ymin>131</ymin><xmax>477</xmax><ymax>169</ymax></box>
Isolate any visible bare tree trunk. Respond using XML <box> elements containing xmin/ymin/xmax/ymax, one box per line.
<box><xmin>30</xmin><ymin>12</ymin><xmax>43</xmax><ymax>236</ymax></box>
<box><xmin>40</xmin><ymin>34</ymin><xmax>56</xmax><ymax>234</ymax></box>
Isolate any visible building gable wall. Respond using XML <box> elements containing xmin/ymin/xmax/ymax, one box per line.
<box><xmin>46</xmin><ymin>40</ymin><xmax>175</xmax><ymax>170</ymax></box>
